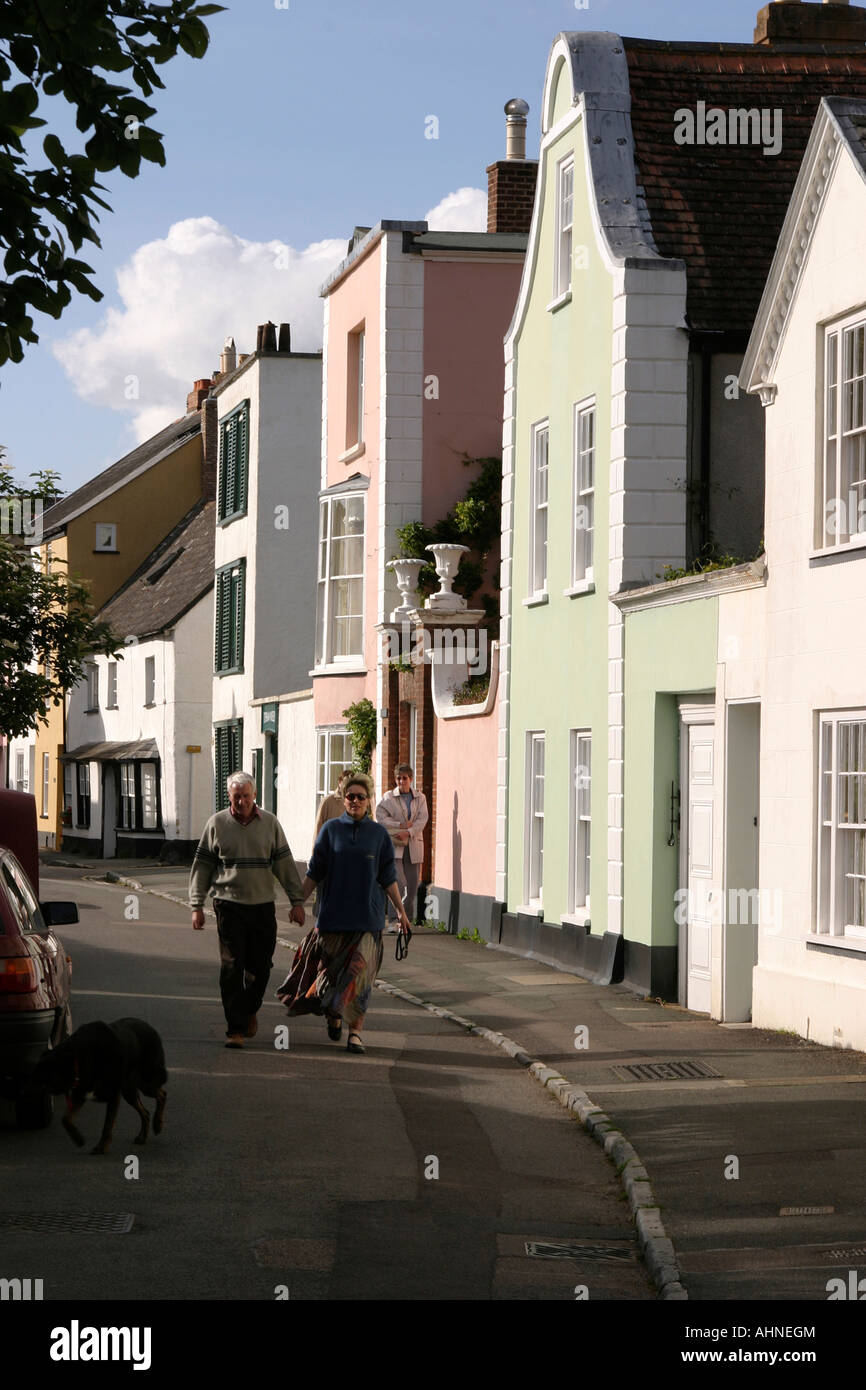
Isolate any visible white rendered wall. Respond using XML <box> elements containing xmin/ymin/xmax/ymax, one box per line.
<box><xmin>748</xmin><ymin>148</ymin><xmax>866</xmax><ymax>1050</ymax></box>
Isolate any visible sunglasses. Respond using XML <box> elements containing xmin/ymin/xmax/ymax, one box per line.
<box><xmin>345</xmin><ymin>793</ymin><xmax>368</xmax><ymax>802</ymax></box>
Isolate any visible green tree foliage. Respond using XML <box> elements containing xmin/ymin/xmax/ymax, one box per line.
<box><xmin>0</xmin><ymin>1</ymin><xmax>224</xmax><ymax>365</ymax></box>
<box><xmin>0</xmin><ymin>458</ymin><xmax>120</xmax><ymax>736</ymax></box>
<box><xmin>342</xmin><ymin>698</ymin><xmax>377</xmax><ymax>776</ymax></box>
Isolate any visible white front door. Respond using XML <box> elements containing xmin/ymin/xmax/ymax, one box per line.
<box><xmin>682</xmin><ymin>717</ymin><xmax>717</xmax><ymax>1013</ymax></box>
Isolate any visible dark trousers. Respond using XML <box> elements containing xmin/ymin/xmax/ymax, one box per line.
<box><xmin>213</xmin><ymin>899</ymin><xmax>277</xmax><ymax>1035</ymax></box>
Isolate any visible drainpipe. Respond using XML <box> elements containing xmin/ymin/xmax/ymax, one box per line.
<box><xmin>699</xmin><ymin>343</ymin><xmax>712</xmax><ymax>556</ymax></box>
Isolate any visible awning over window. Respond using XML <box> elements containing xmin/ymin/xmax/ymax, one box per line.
<box><xmin>60</xmin><ymin>740</ymin><xmax>160</xmax><ymax>763</ymax></box>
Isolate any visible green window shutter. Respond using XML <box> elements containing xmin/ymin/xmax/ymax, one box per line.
<box><xmin>214</xmin><ymin>727</ymin><xmax>226</xmax><ymax>811</ymax></box>
<box><xmin>252</xmin><ymin>748</ymin><xmax>262</xmax><ymax>803</ymax></box>
<box><xmin>236</xmin><ymin>406</ymin><xmax>248</xmax><ymax>515</ymax></box>
<box><xmin>230</xmin><ymin>719</ymin><xmax>243</xmax><ymax>775</ymax></box>
<box><xmin>215</xmin><ymin>569</ymin><xmax>231</xmax><ymax>671</ymax></box>
<box><xmin>231</xmin><ymin>561</ymin><xmax>245</xmax><ymax>669</ymax></box>
<box><xmin>217</xmin><ymin>422</ymin><xmax>227</xmax><ymax>521</ymax></box>
<box><xmin>226</xmin><ymin>417</ymin><xmax>237</xmax><ymax>519</ymax></box>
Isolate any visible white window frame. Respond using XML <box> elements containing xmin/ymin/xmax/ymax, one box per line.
<box><xmin>107</xmin><ymin>661</ymin><xmax>118</xmax><ymax>709</ymax></box>
<box><xmin>316</xmin><ymin>727</ymin><xmax>353</xmax><ymax>807</ymax></box>
<box><xmin>85</xmin><ymin>663</ymin><xmax>99</xmax><ymax>711</ymax></box>
<box><xmin>554</xmin><ymin>155</ymin><xmax>574</xmax><ymax>299</ymax></box>
<box><xmin>356</xmin><ymin>329</ymin><xmax>365</xmax><ymax>446</ymax></box>
<box><xmin>524</xmin><ymin>731</ymin><xmax>545</xmax><ymax>908</ymax></box>
<box><xmin>94</xmin><ymin>523</ymin><xmax>117</xmax><ymax>552</ymax></box>
<box><xmin>144</xmin><ymin>655</ymin><xmax>156</xmax><ymax>707</ymax></box>
<box><xmin>820</xmin><ymin>310</ymin><xmax>866</xmax><ymax>550</ymax></box>
<box><xmin>567</xmin><ymin>730</ymin><xmax>592</xmax><ymax>920</ymax></box>
<box><xmin>571</xmin><ymin>399</ymin><xmax>595</xmax><ymax>589</ymax></box>
<box><xmin>528</xmin><ymin>421</ymin><xmax>549</xmax><ymax>599</ymax></box>
<box><xmin>818</xmin><ymin>710</ymin><xmax>866</xmax><ymax>943</ymax></box>
<box><xmin>316</xmin><ymin>491</ymin><xmax>366</xmax><ymax>666</ymax></box>
<box><xmin>15</xmin><ymin>750</ymin><xmax>26</xmax><ymax>792</ymax></box>
<box><xmin>41</xmin><ymin>752</ymin><xmax>50</xmax><ymax>819</ymax></box>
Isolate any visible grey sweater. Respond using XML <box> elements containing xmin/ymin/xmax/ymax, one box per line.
<box><xmin>189</xmin><ymin>808</ymin><xmax>305</xmax><ymax>908</ymax></box>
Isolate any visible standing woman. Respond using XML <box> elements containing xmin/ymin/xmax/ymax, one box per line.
<box><xmin>277</xmin><ymin>773</ymin><xmax>411</xmax><ymax>1055</ymax></box>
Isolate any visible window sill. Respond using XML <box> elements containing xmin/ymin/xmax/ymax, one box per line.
<box><xmin>522</xmin><ymin>593</ymin><xmax>549</xmax><ymax>608</ymax></box>
<box><xmin>143</xmin><ymin>702</ymin><xmax>156</xmax><ymax>709</ymax></box>
<box><xmin>561</xmin><ymin>910</ymin><xmax>591</xmax><ymax>930</ymax></box>
<box><xmin>810</xmin><ymin>536</ymin><xmax>866</xmax><ymax>561</ymax></box>
<box><xmin>92</xmin><ymin>548</ymin><xmax>118</xmax><ymax>555</ymax></box>
<box><xmin>215</xmin><ymin>666</ymin><xmax>244</xmax><ymax>677</ymax></box>
<box><xmin>218</xmin><ymin>509</ymin><xmax>248</xmax><ymax>529</ymax></box>
<box><xmin>106</xmin><ymin>703</ymin><xmax>118</xmax><ymax>710</ymax></box>
<box><xmin>515</xmin><ymin>904</ymin><xmax>544</xmax><ymax>918</ymax></box>
<box><xmin>310</xmin><ymin>663</ymin><xmax>367</xmax><ymax>678</ymax></box>
<box><xmin>563</xmin><ymin>579</ymin><xmax>595</xmax><ymax>598</ymax></box>
<box><xmin>806</xmin><ymin>933</ymin><xmax>866</xmax><ymax>956</ymax></box>
<box><xmin>84</xmin><ymin>707</ymin><xmax>99</xmax><ymax>715</ymax></box>
<box><xmin>338</xmin><ymin>442</ymin><xmax>366</xmax><ymax>465</ymax></box>
<box><xmin>546</xmin><ymin>290</ymin><xmax>572</xmax><ymax>314</ymax></box>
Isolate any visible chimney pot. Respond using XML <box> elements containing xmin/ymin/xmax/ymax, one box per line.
<box><xmin>220</xmin><ymin>336</ymin><xmax>237</xmax><ymax>375</ymax></box>
<box><xmin>278</xmin><ymin>322</ymin><xmax>291</xmax><ymax>353</ymax></box>
<box><xmin>754</xmin><ymin>2</ymin><xmax>866</xmax><ymax>46</ymax></box>
<box><xmin>504</xmin><ymin>97</ymin><xmax>530</xmax><ymax>160</ymax></box>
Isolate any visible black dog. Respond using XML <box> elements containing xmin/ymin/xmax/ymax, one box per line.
<box><xmin>29</xmin><ymin>1018</ymin><xmax>167</xmax><ymax>1155</ymax></box>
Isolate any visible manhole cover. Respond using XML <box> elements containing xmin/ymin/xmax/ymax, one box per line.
<box><xmin>0</xmin><ymin>1213</ymin><xmax>135</xmax><ymax>1234</ymax></box>
<box><xmin>525</xmin><ymin>1241</ymin><xmax>633</xmax><ymax>1262</ymax></box>
<box><xmin>611</xmin><ymin>1059</ymin><xmax>722</xmax><ymax>1082</ymax></box>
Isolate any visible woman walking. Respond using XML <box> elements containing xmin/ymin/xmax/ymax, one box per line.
<box><xmin>277</xmin><ymin>774</ymin><xmax>411</xmax><ymax>1054</ymax></box>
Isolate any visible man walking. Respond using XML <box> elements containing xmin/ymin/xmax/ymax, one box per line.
<box><xmin>376</xmin><ymin>764</ymin><xmax>428</xmax><ymax>930</ymax></box>
<box><xmin>190</xmin><ymin>770</ymin><xmax>306</xmax><ymax>1047</ymax></box>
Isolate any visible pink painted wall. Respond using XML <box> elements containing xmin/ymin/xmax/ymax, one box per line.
<box><xmin>433</xmin><ymin>687</ymin><xmax>499</xmax><ymax>897</ymax></box>
<box><xmin>314</xmin><ymin>239</ymin><xmax>381</xmax><ymax>732</ymax></box>
<box><xmin>421</xmin><ymin>259</ymin><xmax>522</xmax><ymax>524</ymax></box>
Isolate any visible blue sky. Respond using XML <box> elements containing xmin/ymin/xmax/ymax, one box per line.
<box><xmin>2</xmin><ymin>0</ymin><xmax>767</xmax><ymax>495</ymax></box>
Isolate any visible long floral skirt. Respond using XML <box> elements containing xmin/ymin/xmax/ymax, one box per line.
<box><xmin>276</xmin><ymin>927</ymin><xmax>383</xmax><ymax>1030</ymax></box>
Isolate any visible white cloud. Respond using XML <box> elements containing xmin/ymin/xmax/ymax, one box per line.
<box><xmin>424</xmin><ymin>186</ymin><xmax>487</xmax><ymax>232</ymax></box>
<box><xmin>53</xmin><ymin>192</ymin><xmax>489</xmax><ymax>445</ymax></box>
<box><xmin>53</xmin><ymin>216</ymin><xmax>345</xmax><ymax>442</ymax></box>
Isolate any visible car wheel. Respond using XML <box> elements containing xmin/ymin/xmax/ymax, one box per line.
<box><xmin>15</xmin><ymin>1089</ymin><xmax>54</xmax><ymax>1130</ymax></box>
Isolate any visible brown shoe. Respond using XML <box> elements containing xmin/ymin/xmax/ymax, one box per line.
<box><xmin>246</xmin><ymin>1014</ymin><xmax>258</xmax><ymax>1038</ymax></box>
<box><xmin>225</xmin><ymin>1034</ymin><xmax>245</xmax><ymax>1049</ymax></box>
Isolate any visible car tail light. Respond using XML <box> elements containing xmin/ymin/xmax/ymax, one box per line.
<box><xmin>0</xmin><ymin>958</ymin><xmax>38</xmax><ymax>992</ymax></box>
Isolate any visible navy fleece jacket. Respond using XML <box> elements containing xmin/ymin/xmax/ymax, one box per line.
<box><xmin>308</xmin><ymin>812</ymin><xmax>397</xmax><ymax>935</ymax></box>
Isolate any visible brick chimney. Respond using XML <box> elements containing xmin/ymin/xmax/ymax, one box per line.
<box><xmin>755</xmin><ymin>1</ymin><xmax>866</xmax><ymax>46</ymax></box>
<box><xmin>487</xmin><ymin>98</ymin><xmax>537</xmax><ymax>235</ymax></box>
<box><xmin>186</xmin><ymin>377</ymin><xmax>211</xmax><ymax>412</ymax></box>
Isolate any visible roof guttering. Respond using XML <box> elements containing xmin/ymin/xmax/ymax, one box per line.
<box><xmin>318</xmin><ymin>221</ymin><xmax>428</xmax><ymax>299</ymax></box>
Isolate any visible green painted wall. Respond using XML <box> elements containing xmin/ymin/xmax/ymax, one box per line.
<box><xmin>622</xmin><ymin>598</ymin><xmax>718</xmax><ymax>949</ymax></box>
<box><xmin>506</xmin><ymin>69</ymin><xmax>613</xmax><ymax>928</ymax></box>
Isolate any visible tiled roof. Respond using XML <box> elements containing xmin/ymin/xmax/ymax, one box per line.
<box><xmin>98</xmin><ymin>500</ymin><xmax>214</xmax><ymax>640</ymax></box>
<box><xmin>623</xmin><ymin>39</ymin><xmax>866</xmax><ymax>334</ymax></box>
<box><xmin>42</xmin><ymin>411</ymin><xmax>201</xmax><ymax>536</ymax></box>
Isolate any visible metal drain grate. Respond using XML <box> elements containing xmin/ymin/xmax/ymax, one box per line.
<box><xmin>525</xmin><ymin>1241</ymin><xmax>633</xmax><ymax>1262</ymax></box>
<box><xmin>0</xmin><ymin>1213</ymin><xmax>135</xmax><ymax>1234</ymax></box>
<box><xmin>611</xmin><ymin>1059</ymin><xmax>722</xmax><ymax>1082</ymax></box>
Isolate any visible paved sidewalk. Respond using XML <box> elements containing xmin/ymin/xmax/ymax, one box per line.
<box><xmin>44</xmin><ymin>852</ymin><xmax>866</xmax><ymax>1302</ymax></box>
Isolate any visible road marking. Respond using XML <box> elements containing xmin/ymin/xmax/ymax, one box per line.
<box><xmin>73</xmin><ymin>989</ymin><xmax>283</xmax><ymax>1006</ymax></box>
<box><xmin>680</xmin><ymin>1241</ymin><xmax>866</xmax><ymax>1273</ymax></box>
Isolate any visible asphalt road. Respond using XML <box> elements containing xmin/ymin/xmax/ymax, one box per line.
<box><xmin>0</xmin><ymin>869</ymin><xmax>653</xmax><ymax>1302</ymax></box>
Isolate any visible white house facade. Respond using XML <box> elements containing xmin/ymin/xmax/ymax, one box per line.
<box><xmin>210</xmin><ymin>326</ymin><xmax>322</xmax><ymax>860</ymax></box>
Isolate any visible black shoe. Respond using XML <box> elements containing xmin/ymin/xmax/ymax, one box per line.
<box><xmin>326</xmin><ymin>1014</ymin><xmax>342</xmax><ymax>1041</ymax></box>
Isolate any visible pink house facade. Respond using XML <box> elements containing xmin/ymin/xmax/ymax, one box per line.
<box><xmin>312</xmin><ymin>119</ymin><xmax>534</xmax><ymax>927</ymax></box>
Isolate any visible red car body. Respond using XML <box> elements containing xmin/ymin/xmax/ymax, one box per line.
<box><xmin>0</xmin><ymin>790</ymin><xmax>75</xmax><ymax>1125</ymax></box>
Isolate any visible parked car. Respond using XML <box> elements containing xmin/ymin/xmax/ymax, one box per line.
<box><xmin>0</xmin><ymin>790</ymin><xmax>77</xmax><ymax>1128</ymax></box>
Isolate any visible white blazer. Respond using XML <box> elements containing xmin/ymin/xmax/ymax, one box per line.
<box><xmin>376</xmin><ymin>788</ymin><xmax>429</xmax><ymax>865</ymax></box>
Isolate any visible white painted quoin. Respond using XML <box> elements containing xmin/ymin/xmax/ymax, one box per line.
<box><xmin>65</xmin><ymin>593</ymin><xmax>213</xmax><ymax>854</ymax></box>
<box><xmin>210</xmin><ymin>338</ymin><xmax>322</xmax><ymax>851</ymax></box>
<box><xmin>734</xmin><ymin>97</ymin><xmax>866</xmax><ymax>1049</ymax></box>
